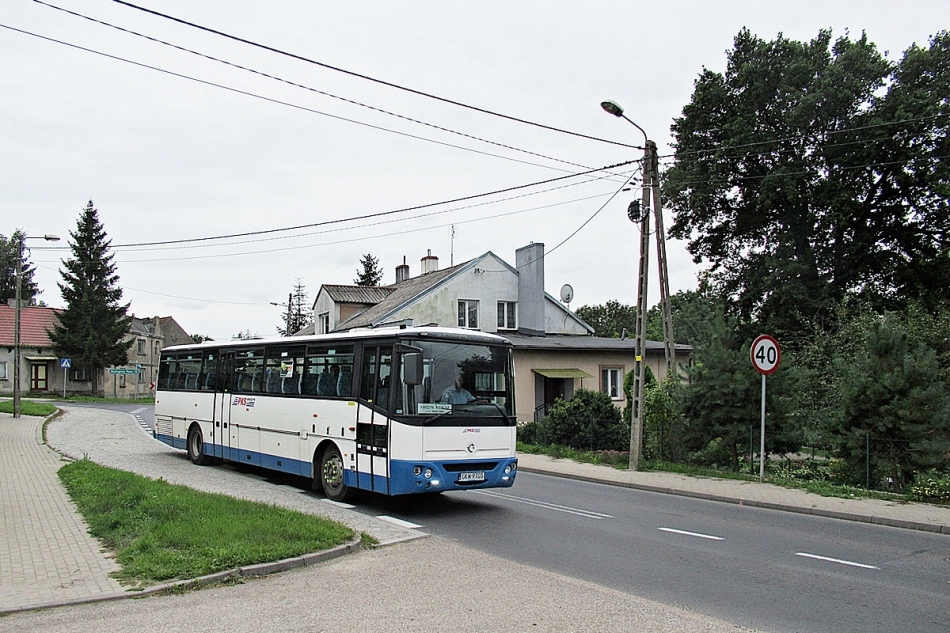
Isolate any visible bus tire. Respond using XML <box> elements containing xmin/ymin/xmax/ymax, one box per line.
<box><xmin>187</xmin><ymin>424</ymin><xmax>212</xmax><ymax>466</ymax></box>
<box><xmin>319</xmin><ymin>444</ymin><xmax>353</xmax><ymax>501</ymax></box>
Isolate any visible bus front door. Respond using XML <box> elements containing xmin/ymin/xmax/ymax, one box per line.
<box><xmin>356</xmin><ymin>345</ymin><xmax>392</xmax><ymax>495</ymax></box>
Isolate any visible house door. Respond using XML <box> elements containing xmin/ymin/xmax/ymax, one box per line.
<box><xmin>30</xmin><ymin>364</ymin><xmax>48</xmax><ymax>391</ymax></box>
<box><xmin>544</xmin><ymin>376</ymin><xmax>566</xmax><ymax>407</ymax></box>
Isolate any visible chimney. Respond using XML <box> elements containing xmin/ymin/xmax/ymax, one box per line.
<box><xmin>421</xmin><ymin>249</ymin><xmax>439</xmax><ymax>275</ymax></box>
<box><xmin>395</xmin><ymin>256</ymin><xmax>410</xmax><ymax>283</ymax></box>
<box><xmin>516</xmin><ymin>242</ymin><xmax>545</xmax><ymax>336</ymax></box>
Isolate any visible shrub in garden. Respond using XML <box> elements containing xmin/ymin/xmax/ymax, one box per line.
<box><xmin>910</xmin><ymin>470</ymin><xmax>950</xmax><ymax>503</ymax></box>
<box><xmin>536</xmin><ymin>389</ymin><xmax>626</xmax><ymax>451</ymax></box>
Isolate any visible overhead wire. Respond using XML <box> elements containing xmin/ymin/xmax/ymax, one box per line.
<box><xmin>0</xmin><ymin>22</ymin><xmax>589</xmax><ymax>180</ymax></box>
<box><xmin>105</xmin><ymin>0</ymin><xmax>640</xmax><ymax>149</ymax></box>
<box><xmin>101</xmin><ymin>170</ymin><xmax>641</xmax><ymax>254</ymax></box>
<box><xmin>35</xmin><ymin>1</ymin><xmax>628</xmax><ymax>179</ymax></box>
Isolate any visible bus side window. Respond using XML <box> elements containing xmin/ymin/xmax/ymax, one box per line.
<box><xmin>234</xmin><ymin>349</ymin><xmax>264</xmax><ymax>393</ymax></box>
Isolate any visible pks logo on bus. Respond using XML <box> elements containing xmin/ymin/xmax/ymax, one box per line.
<box><xmin>462</xmin><ymin>428</ymin><xmax>480</xmax><ymax>433</ymax></box>
<box><xmin>232</xmin><ymin>396</ymin><xmax>256</xmax><ymax>408</ymax></box>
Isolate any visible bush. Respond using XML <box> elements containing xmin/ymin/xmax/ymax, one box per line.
<box><xmin>530</xmin><ymin>389</ymin><xmax>626</xmax><ymax>452</ymax></box>
<box><xmin>909</xmin><ymin>470</ymin><xmax>950</xmax><ymax>503</ymax></box>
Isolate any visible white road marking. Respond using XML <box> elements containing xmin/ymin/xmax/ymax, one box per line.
<box><xmin>322</xmin><ymin>499</ymin><xmax>356</xmax><ymax>509</ymax></box>
<box><xmin>473</xmin><ymin>490</ymin><xmax>612</xmax><ymax>519</ymax></box>
<box><xmin>796</xmin><ymin>552</ymin><xmax>879</xmax><ymax>570</ymax></box>
<box><xmin>376</xmin><ymin>515</ymin><xmax>423</xmax><ymax>529</ymax></box>
<box><xmin>658</xmin><ymin>527</ymin><xmax>724</xmax><ymax>541</ymax></box>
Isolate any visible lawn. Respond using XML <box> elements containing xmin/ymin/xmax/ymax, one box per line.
<box><xmin>58</xmin><ymin>460</ymin><xmax>355</xmax><ymax>587</ymax></box>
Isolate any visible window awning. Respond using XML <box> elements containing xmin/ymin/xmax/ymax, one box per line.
<box><xmin>532</xmin><ymin>368</ymin><xmax>593</xmax><ymax>379</ymax></box>
<box><xmin>24</xmin><ymin>355</ymin><xmax>59</xmax><ymax>362</ymax></box>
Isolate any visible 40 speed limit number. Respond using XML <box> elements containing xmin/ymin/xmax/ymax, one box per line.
<box><xmin>751</xmin><ymin>335</ymin><xmax>781</xmax><ymax>375</ymax></box>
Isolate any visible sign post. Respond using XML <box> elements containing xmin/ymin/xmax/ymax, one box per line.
<box><xmin>60</xmin><ymin>358</ymin><xmax>71</xmax><ymax>399</ymax></box>
<box><xmin>750</xmin><ymin>335</ymin><xmax>781</xmax><ymax>482</ymax></box>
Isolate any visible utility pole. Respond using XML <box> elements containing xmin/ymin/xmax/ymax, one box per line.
<box><xmin>13</xmin><ymin>237</ymin><xmax>23</xmax><ymax>418</ymax></box>
<box><xmin>601</xmin><ymin>101</ymin><xmax>676</xmax><ymax>471</ymax></box>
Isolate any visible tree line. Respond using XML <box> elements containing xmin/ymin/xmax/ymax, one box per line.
<box><xmin>566</xmin><ymin>28</ymin><xmax>950</xmax><ymax>494</ymax></box>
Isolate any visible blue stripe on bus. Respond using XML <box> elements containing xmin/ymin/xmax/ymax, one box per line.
<box><xmin>156</xmin><ymin>433</ymin><xmax>517</xmax><ymax>496</ymax></box>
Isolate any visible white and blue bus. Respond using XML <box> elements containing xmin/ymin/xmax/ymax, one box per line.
<box><xmin>154</xmin><ymin>326</ymin><xmax>518</xmax><ymax>499</ymax></box>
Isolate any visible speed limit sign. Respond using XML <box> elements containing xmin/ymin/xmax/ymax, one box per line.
<box><xmin>751</xmin><ymin>335</ymin><xmax>781</xmax><ymax>375</ymax></box>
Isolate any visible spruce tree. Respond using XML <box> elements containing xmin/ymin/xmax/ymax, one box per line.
<box><xmin>276</xmin><ymin>279</ymin><xmax>313</xmax><ymax>336</ymax></box>
<box><xmin>0</xmin><ymin>230</ymin><xmax>40</xmax><ymax>304</ymax></box>
<box><xmin>353</xmin><ymin>253</ymin><xmax>383</xmax><ymax>286</ymax></box>
<box><xmin>50</xmin><ymin>201</ymin><xmax>132</xmax><ymax>396</ymax></box>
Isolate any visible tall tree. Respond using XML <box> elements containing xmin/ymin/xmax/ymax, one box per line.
<box><xmin>49</xmin><ymin>201</ymin><xmax>132</xmax><ymax>396</ymax></box>
<box><xmin>0</xmin><ymin>230</ymin><xmax>40</xmax><ymax>304</ymax></box>
<box><xmin>574</xmin><ymin>300</ymin><xmax>637</xmax><ymax>338</ymax></box>
<box><xmin>665</xmin><ymin>29</ymin><xmax>950</xmax><ymax>339</ymax></box>
<box><xmin>276</xmin><ymin>278</ymin><xmax>313</xmax><ymax>336</ymax></box>
<box><xmin>353</xmin><ymin>253</ymin><xmax>383</xmax><ymax>286</ymax></box>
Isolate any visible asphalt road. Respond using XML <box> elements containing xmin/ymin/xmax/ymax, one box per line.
<box><xmin>353</xmin><ymin>467</ymin><xmax>950</xmax><ymax>633</ymax></box>
<box><xmin>57</xmin><ymin>403</ymin><xmax>950</xmax><ymax>632</ymax></box>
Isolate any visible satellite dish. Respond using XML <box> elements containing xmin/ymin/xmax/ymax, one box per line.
<box><xmin>560</xmin><ymin>284</ymin><xmax>574</xmax><ymax>304</ymax></box>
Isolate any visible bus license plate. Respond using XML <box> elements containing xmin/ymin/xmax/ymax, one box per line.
<box><xmin>458</xmin><ymin>471</ymin><xmax>486</xmax><ymax>483</ymax></box>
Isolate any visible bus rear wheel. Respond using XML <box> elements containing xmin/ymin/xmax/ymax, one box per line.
<box><xmin>319</xmin><ymin>445</ymin><xmax>353</xmax><ymax>501</ymax></box>
<box><xmin>187</xmin><ymin>424</ymin><xmax>212</xmax><ymax>466</ymax></box>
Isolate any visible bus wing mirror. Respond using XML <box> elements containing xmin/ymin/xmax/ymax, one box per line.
<box><xmin>403</xmin><ymin>353</ymin><xmax>423</xmax><ymax>386</ymax></box>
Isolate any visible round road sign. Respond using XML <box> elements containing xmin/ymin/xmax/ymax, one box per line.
<box><xmin>751</xmin><ymin>335</ymin><xmax>781</xmax><ymax>375</ymax></box>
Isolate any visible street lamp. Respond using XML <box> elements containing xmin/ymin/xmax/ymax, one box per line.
<box><xmin>601</xmin><ymin>100</ymin><xmax>676</xmax><ymax>471</ymax></box>
<box><xmin>13</xmin><ymin>233</ymin><xmax>60</xmax><ymax>418</ymax></box>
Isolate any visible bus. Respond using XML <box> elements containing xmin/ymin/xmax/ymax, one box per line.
<box><xmin>154</xmin><ymin>326</ymin><xmax>518</xmax><ymax>499</ymax></box>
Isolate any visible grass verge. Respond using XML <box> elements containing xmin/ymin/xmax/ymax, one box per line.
<box><xmin>517</xmin><ymin>442</ymin><xmax>910</xmax><ymax>503</ymax></box>
<box><xmin>0</xmin><ymin>400</ymin><xmax>58</xmax><ymax>416</ymax></box>
<box><xmin>58</xmin><ymin>460</ymin><xmax>354</xmax><ymax>587</ymax></box>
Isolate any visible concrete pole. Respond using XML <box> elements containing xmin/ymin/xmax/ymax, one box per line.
<box><xmin>629</xmin><ymin>142</ymin><xmax>653</xmax><ymax>471</ymax></box>
<box><xmin>13</xmin><ymin>236</ymin><xmax>23</xmax><ymax>418</ymax></box>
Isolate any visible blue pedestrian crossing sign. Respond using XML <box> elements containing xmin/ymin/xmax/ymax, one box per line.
<box><xmin>60</xmin><ymin>358</ymin><xmax>71</xmax><ymax>369</ymax></box>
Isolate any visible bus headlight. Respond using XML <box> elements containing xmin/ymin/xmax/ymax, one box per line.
<box><xmin>413</xmin><ymin>466</ymin><xmax>422</xmax><ymax>476</ymax></box>
<box><xmin>504</xmin><ymin>463</ymin><xmax>516</xmax><ymax>475</ymax></box>
<box><xmin>424</xmin><ymin>468</ymin><xmax>433</xmax><ymax>479</ymax></box>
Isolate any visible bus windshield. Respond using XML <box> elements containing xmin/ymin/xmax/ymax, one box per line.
<box><xmin>395</xmin><ymin>340</ymin><xmax>513</xmax><ymax>423</ymax></box>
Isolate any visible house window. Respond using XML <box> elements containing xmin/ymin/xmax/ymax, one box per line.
<box><xmin>458</xmin><ymin>299</ymin><xmax>478</xmax><ymax>329</ymax></box>
<box><xmin>601</xmin><ymin>367</ymin><xmax>623</xmax><ymax>400</ymax></box>
<box><xmin>119</xmin><ymin>374</ymin><xmax>127</xmax><ymax>388</ymax></box>
<box><xmin>0</xmin><ymin>361</ymin><xmax>7</xmax><ymax>380</ymax></box>
<box><xmin>70</xmin><ymin>368</ymin><xmax>91</xmax><ymax>381</ymax></box>
<box><xmin>154</xmin><ymin>341</ymin><xmax>161</xmax><ymax>357</ymax></box>
<box><xmin>318</xmin><ymin>312</ymin><xmax>330</xmax><ymax>335</ymax></box>
<box><xmin>137</xmin><ymin>339</ymin><xmax>146</xmax><ymax>355</ymax></box>
<box><xmin>497</xmin><ymin>301</ymin><xmax>517</xmax><ymax>330</ymax></box>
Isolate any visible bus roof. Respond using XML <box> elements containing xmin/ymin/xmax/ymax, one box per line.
<box><xmin>161</xmin><ymin>326</ymin><xmax>512</xmax><ymax>353</ymax></box>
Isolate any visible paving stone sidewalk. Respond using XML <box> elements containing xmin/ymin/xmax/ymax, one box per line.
<box><xmin>0</xmin><ymin>413</ymin><xmax>125</xmax><ymax>611</ymax></box>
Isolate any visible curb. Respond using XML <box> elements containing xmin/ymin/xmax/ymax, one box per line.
<box><xmin>0</xmin><ymin>536</ymin><xmax>363</xmax><ymax>616</ymax></box>
<box><xmin>519</xmin><ymin>466</ymin><xmax>950</xmax><ymax>536</ymax></box>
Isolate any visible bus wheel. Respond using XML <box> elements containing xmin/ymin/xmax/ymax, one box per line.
<box><xmin>187</xmin><ymin>424</ymin><xmax>211</xmax><ymax>466</ymax></box>
<box><xmin>319</xmin><ymin>445</ymin><xmax>353</xmax><ymax>501</ymax></box>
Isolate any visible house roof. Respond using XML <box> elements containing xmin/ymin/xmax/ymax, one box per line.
<box><xmin>0</xmin><ymin>304</ymin><xmax>62</xmax><ymax>348</ymax></box>
<box><xmin>504</xmin><ymin>333</ymin><xmax>692</xmax><ymax>353</ymax></box>
<box><xmin>334</xmin><ymin>260</ymin><xmax>473</xmax><ymax>331</ymax></box>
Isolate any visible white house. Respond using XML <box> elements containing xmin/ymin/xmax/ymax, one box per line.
<box><xmin>302</xmin><ymin>243</ymin><xmax>688</xmax><ymax>422</ymax></box>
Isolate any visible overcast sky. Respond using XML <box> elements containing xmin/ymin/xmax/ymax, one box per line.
<box><xmin>3</xmin><ymin>1</ymin><xmax>945</xmax><ymax>339</ymax></box>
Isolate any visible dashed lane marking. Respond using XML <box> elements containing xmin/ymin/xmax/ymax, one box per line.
<box><xmin>796</xmin><ymin>552</ymin><xmax>879</xmax><ymax>570</ymax></box>
<box><xmin>473</xmin><ymin>490</ymin><xmax>612</xmax><ymax>519</ymax></box>
<box><xmin>376</xmin><ymin>516</ymin><xmax>423</xmax><ymax>529</ymax></box>
<box><xmin>658</xmin><ymin>527</ymin><xmax>725</xmax><ymax>541</ymax></box>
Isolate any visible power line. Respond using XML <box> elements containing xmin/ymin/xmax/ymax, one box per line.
<box><xmin>107</xmin><ymin>0</ymin><xmax>639</xmax><ymax>149</ymax></box>
<box><xmin>0</xmin><ymin>22</ymin><xmax>589</xmax><ymax>178</ymax></box>
<box><xmin>35</xmin><ymin>1</ymin><xmax>627</xmax><ymax>178</ymax></box>
<box><xmin>96</xmin><ymin>170</ymin><xmax>640</xmax><ymax>254</ymax></box>
<box><xmin>657</xmin><ymin>113</ymin><xmax>950</xmax><ymax>161</ymax></box>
